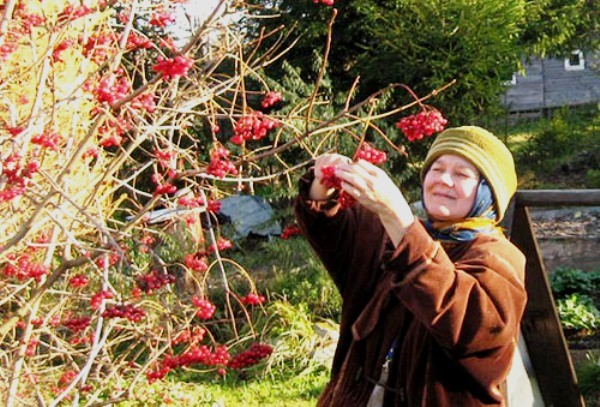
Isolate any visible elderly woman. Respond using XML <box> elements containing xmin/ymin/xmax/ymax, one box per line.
<box><xmin>294</xmin><ymin>126</ymin><xmax>527</xmax><ymax>406</ymax></box>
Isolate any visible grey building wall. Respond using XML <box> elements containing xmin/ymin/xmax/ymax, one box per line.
<box><xmin>502</xmin><ymin>52</ymin><xmax>600</xmax><ymax>113</ymax></box>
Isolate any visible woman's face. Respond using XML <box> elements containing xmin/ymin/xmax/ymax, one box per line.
<box><xmin>423</xmin><ymin>154</ymin><xmax>480</xmax><ymax>221</ymax></box>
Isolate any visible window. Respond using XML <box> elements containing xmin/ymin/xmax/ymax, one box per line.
<box><xmin>564</xmin><ymin>50</ymin><xmax>585</xmax><ymax>71</ymax></box>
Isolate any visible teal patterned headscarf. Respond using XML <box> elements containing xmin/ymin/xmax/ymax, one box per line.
<box><xmin>423</xmin><ymin>178</ymin><xmax>501</xmax><ymax>242</ymax></box>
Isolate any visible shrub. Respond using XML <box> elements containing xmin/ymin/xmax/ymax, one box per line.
<box><xmin>556</xmin><ymin>293</ymin><xmax>600</xmax><ymax>331</ymax></box>
<box><xmin>550</xmin><ymin>267</ymin><xmax>600</xmax><ymax>299</ymax></box>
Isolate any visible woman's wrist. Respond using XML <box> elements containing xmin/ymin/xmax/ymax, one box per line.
<box><xmin>379</xmin><ymin>207</ymin><xmax>415</xmax><ymax>247</ymax></box>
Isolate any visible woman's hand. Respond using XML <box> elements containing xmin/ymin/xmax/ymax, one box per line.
<box><xmin>309</xmin><ymin>153</ymin><xmax>352</xmax><ymax>201</ymax></box>
<box><xmin>335</xmin><ymin>159</ymin><xmax>415</xmax><ymax>245</ymax></box>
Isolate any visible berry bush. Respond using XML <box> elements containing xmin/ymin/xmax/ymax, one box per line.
<box><xmin>0</xmin><ymin>0</ymin><xmax>449</xmax><ymax>404</ymax></box>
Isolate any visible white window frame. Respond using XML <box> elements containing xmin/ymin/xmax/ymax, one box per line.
<box><xmin>564</xmin><ymin>50</ymin><xmax>585</xmax><ymax>71</ymax></box>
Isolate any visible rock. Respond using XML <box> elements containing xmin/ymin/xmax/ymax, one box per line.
<box><xmin>219</xmin><ymin>195</ymin><xmax>282</xmax><ymax>238</ymax></box>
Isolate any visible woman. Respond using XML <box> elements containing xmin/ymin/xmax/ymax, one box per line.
<box><xmin>295</xmin><ymin>126</ymin><xmax>527</xmax><ymax>406</ymax></box>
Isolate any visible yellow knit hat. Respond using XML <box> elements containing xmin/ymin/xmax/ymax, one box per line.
<box><xmin>420</xmin><ymin>126</ymin><xmax>517</xmax><ymax>221</ymax></box>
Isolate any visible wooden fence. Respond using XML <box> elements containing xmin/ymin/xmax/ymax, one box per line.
<box><xmin>504</xmin><ymin>189</ymin><xmax>600</xmax><ymax>407</ymax></box>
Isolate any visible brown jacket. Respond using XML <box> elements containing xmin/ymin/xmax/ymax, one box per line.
<box><xmin>294</xmin><ymin>175</ymin><xmax>527</xmax><ymax>407</ymax></box>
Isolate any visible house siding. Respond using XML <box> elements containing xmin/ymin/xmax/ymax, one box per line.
<box><xmin>502</xmin><ymin>53</ymin><xmax>600</xmax><ymax>113</ymax></box>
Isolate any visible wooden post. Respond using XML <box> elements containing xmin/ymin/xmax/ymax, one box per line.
<box><xmin>505</xmin><ymin>189</ymin><xmax>600</xmax><ymax>406</ymax></box>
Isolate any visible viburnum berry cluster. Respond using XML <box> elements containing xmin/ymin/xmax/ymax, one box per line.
<box><xmin>230</xmin><ymin>112</ymin><xmax>280</xmax><ymax>145</ymax></box>
<box><xmin>208</xmin><ymin>237</ymin><xmax>233</xmax><ymax>253</ymax></box>
<box><xmin>192</xmin><ymin>297</ymin><xmax>217</xmax><ymax>320</ymax></box>
<box><xmin>395</xmin><ymin>109</ymin><xmax>448</xmax><ymax>142</ymax></box>
<box><xmin>261</xmin><ymin>91</ymin><xmax>283</xmax><ymax>109</ymax></box>
<box><xmin>68</xmin><ymin>274</ymin><xmax>89</xmax><ymax>288</ymax></box>
<box><xmin>102</xmin><ymin>304</ymin><xmax>146</xmax><ymax>322</ymax></box>
<box><xmin>149</xmin><ymin>10</ymin><xmax>175</xmax><ymax>28</ymax></box>
<box><xmin>172</xmin><ymin>326</ymin><xmax>206</xmax><ymax>345</ymax></box>
<box><xmin>90</xmin><ymin>290</ymin><xmax>114</xmax><ymax>310</ymax></box>
<box><xmin>0</xmin><ymin>152</ymin><xmax>39</xmax><ymax>202</ymax></box>
<box><xmin>94</xmin><ymin>73</ymin><xmax>131</xmax><ymax>106</ymax></box>
<box><xmin>2</xmin><ymin>253</ymin><xmax>49</xmax><ymax>282</ymax></box>
<box><xmin>152</xmin><ymin>55</ymin><xmax>195</xmax><ymax>81</ymax></box>
<box><xmin>319</xmin><ymin>143</ymin><xmax>388</xmax><ymax>209</ymax></box>
<box><xmin>240</xmin><ymin>292</ymin><xmax>266</xmax><ymax>306</ymax></box>
<box><xmin>206</xmin><ymin>145</ymin><xmax>239</xmax><ymax>178</ymax></box>
<box><xmin>228</xmin><ymin>343</ymin><xmax>273</xmax><ymax>370</ymax></box>
<box><xmin>354</xmin><ymin>143</ymin><xmax>387</xmax><ymax>165</ymax></box>
<box><xmin>136</xmin><ymin>270</ymin><xmax>176</xmax><ymax>294</ymax></box>
<box><xmin>151</xmin><ymin>172</ymin><xmax>178</xmax><ymax>196</ymax></box>
<box><xmin>184</xmin><ymin>252</ymin><xmax>209</xmax><ymax>273</ymax></box>
<box><xmin>31</xmin><ymin>132</ymin><xmax>63</xmax><ymax>151</ymax></box>
<box><xmin>178</xmin><ymin>195</ymin><xmax>222</xmax><ymax>213</ymax></box>
<box><xmin>146</xmin><ymin>345</ymin><xmax>230</xmax><ymax>383</ymax></box>
<box><xmin>280</xmin><ymin>224</ymin><xmax>301</xmax><ymax>239</ymax></box>
<box><xmin>61</xmin><ymin>316</ymin><xmax>92</xmax><ymax>334</ymax></box>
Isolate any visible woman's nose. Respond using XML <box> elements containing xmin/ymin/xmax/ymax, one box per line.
<box><xmin>439</xmin><ymin>171</ymin><xmax>454</xmax><ymax>186</ymax></box>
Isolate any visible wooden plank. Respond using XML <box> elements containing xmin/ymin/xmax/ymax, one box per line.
<box><xmin>515</xmin><ymin>189</ymin><xmax>600</xmax><ymax>207</ymax></box>
<box><xmin>509</xmin><ymin>206</ymin><xmax>584</xmax><ymax>407</ymax></box>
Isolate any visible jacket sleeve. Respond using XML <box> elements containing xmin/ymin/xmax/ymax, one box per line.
<box><xmin>385</xmin><ymin>221</ymin><xmax>527</xmax><ymax>356</ymax></box>
<box><xmin>294</xmin><ymin>169</ymin><xmax>387</xmax><ymax>296</ymax></box>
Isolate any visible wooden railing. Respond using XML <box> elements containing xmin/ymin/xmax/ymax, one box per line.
<box><xmin>504</xmin><ymin>189</ymin><xmax>600</xmax><ymax>407</ymax></box>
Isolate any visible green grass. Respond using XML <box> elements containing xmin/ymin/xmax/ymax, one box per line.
<box><xmin>115</xmin><ymin>367</ymin><xmax>329</xmax><ymax>406</ymax></box>
<box><xmin>506</xmin><ymin>104</ymin><xmax>600</xmax><ymax>189</ymax></box>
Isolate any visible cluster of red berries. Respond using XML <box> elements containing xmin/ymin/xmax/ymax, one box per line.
<box><xmin>261</xmin><ymin>91</ymin><xmax>283</xmax><ymax>109</ymax></box>
<box><xmin>319</xmin><ymin>142</ymin><xmax>390</xmax><ymax>210</ymax></box>
<box><xmin>152</xmin><ymin>55</ymin><xmax>194</xmax><ymax>80</ymax></box>
<box><xmin>62</xmin><ymin>316</ymin><xmax>92</xmax><ymax>333</ymax></box>
<box><xmin>97</xmin><ymin>116</ymin><xmax>131</xmax><ymax>148</ymax></box>
<box><xmin>154</xmin><ymin>149</ymin><xmax>176</xmax><ymax>169</ymax></box>
<box><xmin>395</xmin><ymin>110</ymin><xmax>448</xmax><ymax>142</ymax></box>
<box><xmin>151</xmin><ymin>172</ymin><xmax>178</xmax><ymax>196</ymax></box>
<box><xmin>240</xmin><ymin>293</ymin><xmax>266</xmax><ymax>306</ymax></box>
<box><xmin>230</xmin><ymin>112</ymin><xmax>280</xmax><ymax>145</ymax></box>
<box><xmin>184</xmin><ymin>253</ymin><xmax>209</xmax><ymax>273</ymax></box>
<box><xmin>172</xmin><ymin>326</ymin><xmax>206</xmax><ymax>345</ymax></box>
<box><xmin>94</xmin><ymin>251</ymin><xmax>121</xmax><ymax>269</ymax></box>
<box><xmin>124</xmin><ymin>32</ymin><xmax>153</xmax><ymax>51</ymax></box>
<box><xmin>0</xmin><ymin>152</ymin><xmax>39</xmax><ymax>202</ymax></box>
<box><xmin>149</xmin><ymin>11</ymin><xmax>175</xmax><ymax>28</ymax></box>
<box><xmin>178</xmin><ymin>196</ymin><xmax>221</xmax><ymax>213</ymax></box>
<box><xmin>25</xmin><ymin>337</ymin><xmax>39</xmax><ymax>356</ymax></box>
<box><xmin>0</xmin><ymin>42</ymin><xmax>17</xmax><ymax>62</ymax></box>
<box><xmin>192</xmin><ymin>297</ymin><xmax>216</xmax><ymax>320</ymax></box>
<box><xmin>280</xmin><ymin>224</ymin><xmax>301</xmax><ymax>239</ymax></box>
<box><xmin>320</xmin><ymin>166</ymin><xmax>342</xmax><ymax>190</ymax></box>
<box><xmin>206</xmin><ymin>146</ymin><xmax>239</xmax><ymax>178</ymax></box>
<box><xmin>94</xmin><ymin>74</ymin><xmax>131</xmax><ymax>106</ymax></box>
<box><xmin>147</xmin><ymin>345</ymin><xmax>230</xmax><ymax>383</ymax></box>
<box><xmin>82</xmin><ymin>32</ymin><xmax>117</xmax><ymax>65</ymax></box>
<box><xmin>31</xmin><ymin>132</ymin><xmax>63</xmax><ymax>150</ymax></box>
<box><xmin>102</xmin><ymin>304</ymin><xmax>146</xmax><ymax>322</ymax></box>
<box><xmin>13</xmin><ymin>5</ymin><xmax>45</xmax><ymax>35</ymax></box>
<box><xmin>318</xmin><ymin>166</ymin><xmax>357</xmax><ymax>209</ymax></box>
<box><xmin>313</xmin><ymin>0</ymin><xmax>335</xmax><ymax>5</ymax></box>
<box><xmin>2</xmin><ymin>253</ymin><xmax>49</xmax><ymax>282</ymax></box>
<box><xmin>58</xmin><ymin>4</ymin><xmax>91</xmax><ymax>22</ymax></box>
<box><xmin>228</xmin><ymin>343</ymin><xmax>273</xmax><ymax>370</ymax></box>
<box><xmin>208</xmin><ymin>237</ymin><xmax>233</xmax><ymax>253</ymax></box>
<box><xmin>354</xmin><ymin>143</ymin><xmax>387</xmax><ymax>165</ymax></box>
<box><xmin>90</xmin><ymin>290</ymin><xmax>113</xmax><ymax>310</ymax></box>
<box><xmin>131</xmin><ymin>92</ymin><xmax>156</xmax><ymax>113</ymax></box>
<box><xmin>69</xmin><ymin>274</ymin><xmax>89</xmax><ymax>288</ymax></box>
<box><xmin>52</xmin><ymin>39</ymin><xmax>74</xmax><ymax>62</ymax></box>
<box><xmin>136</xmin><ymin>270</ymin><xmax>176</xmax><ymax>294</ymax></box>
